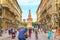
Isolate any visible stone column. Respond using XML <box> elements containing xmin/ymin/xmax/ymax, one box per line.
<box><xmin>51</xmin><ymin>14</ymin><xmax>55</xmax><ymax>27</ymax></box>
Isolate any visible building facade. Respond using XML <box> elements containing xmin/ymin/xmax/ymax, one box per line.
<box><xmin>0</xmin><ymin>0</ymin><xmax>22</xmax><ymax>30</ymax></box>
<box><xmin>36</xmin><ymin>0</ymin><xmax>60</xmax><ymax>28</ymax></box>
<box><xmin>36</xmin><ymin>0</ymin><xmax>48</xmax><ymax>28</ymax></box>
<box><xmin>56</xmin><ymin>0</ymin><xmax>60</xmax><ymax>27</ymax></box>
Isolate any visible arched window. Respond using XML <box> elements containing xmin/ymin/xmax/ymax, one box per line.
<box><xmin>54</xmin><ymin>14</ymin><xmax>58</xmax><ymax>19</ymax></box>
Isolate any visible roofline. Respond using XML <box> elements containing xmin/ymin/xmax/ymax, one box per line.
<box><xmin>16</xmin><ymin>0</ymin><xmax>22</xmax><ymax>13</ymax></box>
<box><xmin>36</xmin><ymin>0</ymin><xmax>42</xmax><ymax>13</ymax></box>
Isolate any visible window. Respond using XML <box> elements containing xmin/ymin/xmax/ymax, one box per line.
<box><xmin>47</xmin><ymin>4</ymin><xmax>52</xmax><ymax>10</ymax></box>
<box><xmin>56</xmin><ymin>3</ymin><xmax>60</xmax><ymax>10</ymax></box>
<box><xmin>41</xmin><ymin>9</ymin><xmax>46</xmax><ymax>15</ymax></box>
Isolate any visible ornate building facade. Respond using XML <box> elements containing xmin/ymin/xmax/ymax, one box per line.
<box><xmin>36</xmin><ymin>0</ymin><xmax>60</xmax><ymax>28</ymax></box>
<box><xmin>0</xmin><ymin>0</ymin><xmax>22</xmax><ymax>30</ymax></box>
<box><xmin>27</xmin><ymin>10</ymin><xmax>32</xmax><ymax>28</ymax></box>
<box><xmin>36</xmin><ymin>0</ymin><xmax>47</xmax><ymax>28</ymax></box>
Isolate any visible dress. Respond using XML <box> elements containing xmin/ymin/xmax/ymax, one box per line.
<box><xmin>52</xmin><ymin>29</ymin><xmax>56</xmax><ymax>38</ymax></box>
<box><xmin>48</xmin><ymin>31</ymin><xmax>53</xmax><ymax>39</ymax></box>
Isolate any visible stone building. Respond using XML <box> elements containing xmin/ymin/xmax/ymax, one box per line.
<box><xmin>36</xmin><ymin>0</ymin><xmax>48</xmax><ymax>28</ymax></box>
<box><xmin>27</xmin><ymin>10</ymin><xmax>32</xmax><ymax>28</ymax></box>
<box><xmin>0</xmin><ymin>0</ymin><xmax>22</xmax><ymax>30</ymax></box>
<box><xmin>56</xmin><ymin>0</ymin><xmax>60</xmax><ymax>27</ymax></box>
<box><xmin>36</xmin><ymin>0</ymin><xmax>60</xmax><ymax>28</ymax></box>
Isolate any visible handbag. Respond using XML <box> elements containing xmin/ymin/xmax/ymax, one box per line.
<box><xmin>25</xmin><ymin>31</ymin><xmax>29</xmax><ymax>38</ymax></box>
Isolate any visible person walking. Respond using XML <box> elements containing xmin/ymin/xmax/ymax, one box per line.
<box><xmin>34</xmin><ymin>28</ymin><xmax>38</xmax><ymax>39</ymax></box>
<box><xmin>29</xmin><ymin>28</ymin><xmax>32</xmax><ymax>37</ymax></box>
<box><xmin>48</xmin><ymin>28</ymin><xmax>53</xmax><ymax>40</ymax></box>
<box><xmin>8</xmin><ymin>28</ymin><xmax>13</xmax><ymax>35</ymax></box>
<box><xmin>56</xmin><ymin>27</ymin><xmax>60</xmax><ymax>40</ymax></box>
<box><xmin>52</xmin><ymin>27</ymin><xmax>57</xmax><ymax>40</ymax></box>
<box><xmin>0</xmin><ymin>27</ymin><xmax>3</xmax><ymax>36</ymax></box>
<box><xmin>18</xmin><ymin>26</ymin><xmax>27</xmax><ymax>40</ymax></box>
<box><xmin>12</xmin><ymin>28</ymin><xmax>16</xmax><ymax>39</ymax></box>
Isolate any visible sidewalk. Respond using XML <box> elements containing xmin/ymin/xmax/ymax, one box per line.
<box><xmin>0</xmin><ymin>32</ymin><xmax>10</xmax><ymax>40</ymax></box>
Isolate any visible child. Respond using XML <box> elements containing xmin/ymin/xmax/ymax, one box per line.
<box><xmin>48</xmin><ymin>29</ymin><xmax>53</xmax><ymax>40</ymax></box>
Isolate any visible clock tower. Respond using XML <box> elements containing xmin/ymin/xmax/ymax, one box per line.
<box><xmin>27</xmin><ymin>10</ymin><xmax>32</xmax><ymax>28</ymax></box>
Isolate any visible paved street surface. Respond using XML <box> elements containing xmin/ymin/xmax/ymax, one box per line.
<box><xmin>27</xmin><ymin>32</ymin><xmax>48</xmax><ymax>40</ymax></box>
<box><xmin>0</xmin><ymin>32</ymin><xmax>48</xmax><ymax>40</ymax></box>
<box><xmin>0</xmin><ymin>32</ymin><xmax>59</xmax><ymax>40</ymax></box>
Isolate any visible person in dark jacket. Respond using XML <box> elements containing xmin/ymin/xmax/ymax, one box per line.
<box><xmin>29</xmin><ymin>28</ymin><xmax>32</xmax><ymax>37</ymax></box>
<box><xmin>8</xmin><ymin>28</ymin><xmax>13</xmax><ymax>35</ymax></box>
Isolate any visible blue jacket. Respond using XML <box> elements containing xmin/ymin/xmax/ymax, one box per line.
<box><xmin>18</xmin><ymin>28</ymin><xmax>27</xmax><ymax>38</ymax></box>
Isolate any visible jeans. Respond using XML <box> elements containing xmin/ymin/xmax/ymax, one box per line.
<box><xmin>18</xmin><ymin>38</ymin><xmax>26</xmax><ymax>40</ymax></box>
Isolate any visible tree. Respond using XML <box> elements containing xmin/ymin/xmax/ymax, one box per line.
<box><xmin>22</xmin><ymin>22</ymin><xmax>27</xmax><ymax>27</ymax></box>
<box><xmin>32</xmin><ymin>22</ymin><xmax>37</xmax><ymax>26</ymax></box>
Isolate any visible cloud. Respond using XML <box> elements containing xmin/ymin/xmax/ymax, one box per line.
<box><xmin>17</xmin><ymin>0</ymin><xmax>40</xmax><ymax>6</ymax></box>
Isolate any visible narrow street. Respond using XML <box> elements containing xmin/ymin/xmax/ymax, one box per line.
<box><xmin>0</xmin><ymin>0</ymin><xmax>60</xmax><ymax>40</ymax></box>
<box><xmin>0</xmin><ymin>31</ymin><xmax>59</xmax><ymax>40</ymax></box>
<box><xmin>27</xmin><ymin>32</ymin><xmax>48</xmax><ymax>40</ymax></box>
<box><xmin>0</xmin><ymin>32</ymin><xmax>49</xmax><ymax>40</ymax></box>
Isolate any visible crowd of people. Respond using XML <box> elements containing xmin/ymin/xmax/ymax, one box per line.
<box><xmin>17</xmin><ymin>26</ymin><xmax>38</xmax><ymax>40</ymax></box>
<box><xmin>47</xmin><ymin>27</ymin><xmax>60</xmax><ymax>40</ymax></box>
<box><xmin>0</xmin><ymin>26</ymin><xmax>60</xmax><ymax>40</ymax></box>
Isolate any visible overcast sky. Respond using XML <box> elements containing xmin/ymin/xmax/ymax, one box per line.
<box><xmin>17</xmin><ymin>0</ymin><xmax>41</xmax><ymax>22</ymax></box>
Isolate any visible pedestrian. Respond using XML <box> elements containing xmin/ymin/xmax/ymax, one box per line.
<box><xmin>34</xmin><ymin>28</ymin><xmax>38</xmax><ymax>39</ymax></box>
<box><xmin>43</xmin><ymin>28</ymin><xmax>46</xmax><ymax>33</ymax></box>
<box><xmin>32</xmin><ymin>28</ymin><xmax>34</xmax><ymax>32</ymax></box>
<box><xmin>11</xmin><ymin>28</ymin><xmax>13</xmax><ymax>34</ymax></box>
<box><xmin>18</xmin><ymin>26</ymin><xmax>27</xmax><ymax>40</ymax></box>
<box><xmin>48</xmin><ymin>28</ymin><xmax>53</xmax><ymax>40</ymax></box>
<box><xmin>0</xmin><ymin>27</ymin><xmax>2</xmax><ymax>36</ymax></box>
<box><xmin>8</xmin><ymin>29</ymin><xmax>11</xmax><ymax>35</ymax></box>
<box><xmin>12</xmin><ymin>28</ymin><xmax>16</xmax><ymax>39</ymax></box>
<box><xmin>40</xmin><ymin>28</ymin><xmax>43</xmax><ymax>32</ymax></box>
<box><xmin>57</xmin><ymin>27</ymin><xmax>60</xmax><ymax>35</ymax></box>
<box><xmin>52</xmin><ymin>27</ymin><xmax>57</xmax><ymax>40</ymax></box>
<box><xmin>8</xmin><ymin>28</ymin><xmax>13</xmax><ymax>36</ymax></box>
<box><xmin>56</xmin><ymin>27</ymin><xmax>60</xmax><ymax>40</ymax></box>
<box><xmin>29</xmin><ymin>28</ymin><xmax>32</xmax><ymax>37</ymax></box>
